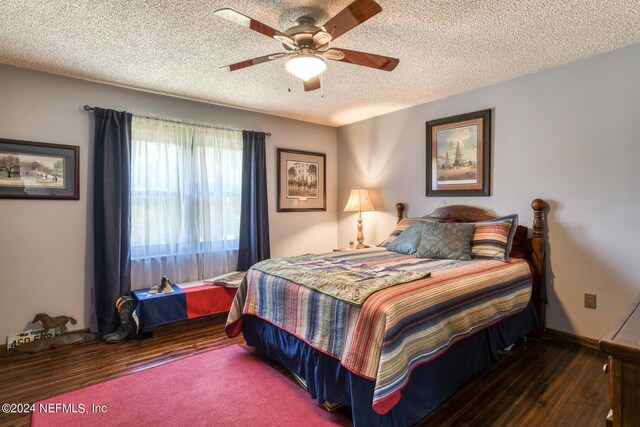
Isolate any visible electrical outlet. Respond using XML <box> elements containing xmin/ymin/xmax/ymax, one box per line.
<box><xmin>585</xmin><ymin>293</ymin><xmax>597</xmax><ymax>309</ymax></box>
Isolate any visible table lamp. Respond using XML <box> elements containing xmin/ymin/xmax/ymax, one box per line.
<box><xmin>343</xmin><ymin>187</ymin><xmax>375</xmax><ymax>249</ymax></box>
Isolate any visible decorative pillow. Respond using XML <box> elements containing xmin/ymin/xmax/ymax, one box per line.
<box><xmin>415</xmin><ymin>221</ymin><xmax>475</xmax><ymax>260</ymax></box>
<box><xmin>386</xmin><ymin>221</ymin><xmax>425</xmax><ymax>255</ymax></box>
<box><xmin>378</xmin><ymin>218</ymin><xmax>435</xmax><ymax>247</ymax></box>
<box><xmin>470</xmin><ymin>214</ymin><xmax>519</xmax><ymax>261</ymax></box>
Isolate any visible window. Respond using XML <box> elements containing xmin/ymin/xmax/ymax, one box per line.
<box><xmin>130</xmin><ymin>116</ymin><xmax>243</xmax><ymax>288</ymax></box>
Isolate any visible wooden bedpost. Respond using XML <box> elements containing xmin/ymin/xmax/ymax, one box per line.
<box><xmin>395</xmin><ymin>203</ymin><xmax>405</xmax><ymax>224</ymax></box>
<box><xmin>530</xmin><ymin>198</ymin><xmax>545</xmax><ymax>277</ymax></box>
<box><xmin>531</xmin><ymin>198</ymin><xmax>546</xmax><ymax>335</ymax></box>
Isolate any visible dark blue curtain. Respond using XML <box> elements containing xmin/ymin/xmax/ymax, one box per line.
<box><xmin>93</xmin><ymin>107</ymin><xmax>132</xmax><ymax>336</ymax></box>
<box><xmin>237</xmin><ymin>131</ymin><xmax>270</xmax><ymax>270</ymax></box>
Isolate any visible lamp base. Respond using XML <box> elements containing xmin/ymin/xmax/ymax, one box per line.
<box><xmin>356</xmin><ymin>217</ymin><xmax>365</xmax><ymax>249</ymax></box>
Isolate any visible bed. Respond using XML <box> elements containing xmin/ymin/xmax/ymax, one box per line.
<box><xmin>226</xmin><ymin>199</ymin><xmax>546</xmax><ymax>426</ymax></box>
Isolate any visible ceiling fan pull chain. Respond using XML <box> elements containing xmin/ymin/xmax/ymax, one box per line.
<box><xmin>321</xmin><ymin>74</ymin><xmax>324</xmax><ymax>98</ymax></box>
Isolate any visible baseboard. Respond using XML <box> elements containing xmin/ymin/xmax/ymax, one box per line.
<box><xmin>545</xmin><ymin>328</ymin><xmax>600</xmax><ymax>350</ymax></box>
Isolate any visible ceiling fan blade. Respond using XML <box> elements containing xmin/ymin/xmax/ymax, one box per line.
<box><xmin>268</xmin><ymin>52</ymin><xmax>294</xmax><ymax>60</ymax></box>
<box><xmin>323</xmin><ymin>49</ymin><xmax>346</xmax><ymax>61</ymax></box>
<box><xmin>214</xmin><ymin>8</ymin><xmax>296</xmax><ymax>48</ymax></box>
<box><xmin>326</xmin><ymin>48</ymin><xmax>399</xmax><ymax>71</ymax></box>
<box><xmin>321</xmin><ymin>0</ymin><xmax>382</xmax><ymax>41</ymax></box>
<box><xmin>303</xmin><ymin>76</ymin><xmax>321</xmax><ymax>92</ymax></box>
<box><xmin>221</xmin><ymin>53</ymin><xmax>285</xmax><ymax>72</ymax></box>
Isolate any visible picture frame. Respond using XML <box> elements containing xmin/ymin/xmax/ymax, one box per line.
<box><xmin>426</xmin><ymin>109</ymin><xmax>491</xmax><ymax>197</ymax></box>
<box><xmin>0</xmin><ymin>138</ymin><xmax>79</xmax><ymax>200</ymax></box>
<box><xmin>277</xmin><ymin>148</ymin><xmax>326</xmax><ymax>212</ymax></box>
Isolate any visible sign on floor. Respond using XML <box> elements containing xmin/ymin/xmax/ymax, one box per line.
<box><xmin>6</xmin><ymin>328</ymin><xmax>55</xmax><ymax>350</ymax></box>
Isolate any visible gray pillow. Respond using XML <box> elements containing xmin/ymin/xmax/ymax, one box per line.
<box><xmin>416</xmin><ymin>221</ymin><xmax>475</xmax><ymax>260</ymax></box>
<box><xmin>386</xmin><ymin>221</ymin><xmax>424</xmax><ymax>255</ymax></box>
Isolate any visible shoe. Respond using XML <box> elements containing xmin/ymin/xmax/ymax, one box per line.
<box><xmin>106</xmin><ymin>297</ymin><xmax>138</xmax><ymax>343</ymax></box>
<box><xmin>103</xmin><ymin>326</ymin><xmax>123</xmax><ymax>341</ymax></box>
<box><xmin>103</xmin><ymin>296</ymin><xmax>129</xmax><ymax>340</ymax></box>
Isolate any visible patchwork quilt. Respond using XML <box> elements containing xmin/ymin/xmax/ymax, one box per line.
<box><xmin>226</xmin><ymin>249</ymin><xmax>532</xmax><ymax>414</ymax></box>
<box><xmin>252</xmin><ymin>254</ymin><xmax>430</xmax><ymax>305</ymax></box>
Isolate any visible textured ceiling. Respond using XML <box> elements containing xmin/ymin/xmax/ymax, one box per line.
<box><xmin>1</xmin><ymin>1</ymin><xmax>639</xmax><ymax>126</ymax></box>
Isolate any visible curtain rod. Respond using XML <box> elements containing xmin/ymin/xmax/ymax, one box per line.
<box><xmin>83</xmin><ymin>105</ymin><xmax>271</xmax><ymax>137</ymax></box>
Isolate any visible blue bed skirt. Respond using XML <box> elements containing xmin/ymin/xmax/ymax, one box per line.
<box><xmin>242</xmin><ymin>301</ymin><xmax>538</xmax><ymax>427</ymax></box>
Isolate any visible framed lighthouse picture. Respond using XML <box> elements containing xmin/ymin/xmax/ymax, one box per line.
<box><xmin>426</xmin><ymin>109</ymin><xmax>491</xmax><ymax>197</ymax></box>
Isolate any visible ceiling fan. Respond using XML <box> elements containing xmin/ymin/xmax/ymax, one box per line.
<box><xmin>214</xmin><ymin>0</ymin><xmax>399</xmax><ymax>92</ymax></box>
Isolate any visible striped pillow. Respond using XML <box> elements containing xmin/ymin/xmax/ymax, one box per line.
<box><xmin>470</xmin><ymin>214</ymin><xmax>518</xmax><ymax>261</ymax></box>
<box><xmin>378</xmin><ymin>218</ymin><xmax>436</xmax><ymax>247</ymax></box>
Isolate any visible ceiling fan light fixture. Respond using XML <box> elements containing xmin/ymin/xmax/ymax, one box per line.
<box><xmin>285</xmin><ymin>54</ymin><xmax>326</xmax><ymax>81</ymax></box>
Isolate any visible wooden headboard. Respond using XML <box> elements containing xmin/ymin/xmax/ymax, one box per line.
<box><xmin>395</xmin><ymin>199</ymin><xmax>547</xmax><ymax>332</ymax></box>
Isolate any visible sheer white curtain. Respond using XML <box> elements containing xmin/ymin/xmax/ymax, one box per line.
<box><xmin>130</xmin><ymin>116</ymin><xmax>242</xmax><ymax>290</ymax></box>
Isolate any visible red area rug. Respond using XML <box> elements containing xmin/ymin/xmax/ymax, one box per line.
<box><xmin>32</xmin><ymin>345</ymin><xmax>351</xmax><ymax>426</ymax></box>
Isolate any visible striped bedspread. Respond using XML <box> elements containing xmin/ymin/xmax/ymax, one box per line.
<box><xmin>226</xmin><ymin>248</ymin><xmax>532</xmax><ymax>414</ymax></box>
<box><xmin>251</xmin><ymin>253</ymin><xmax>430</xmax><ymax>305</ymax></box>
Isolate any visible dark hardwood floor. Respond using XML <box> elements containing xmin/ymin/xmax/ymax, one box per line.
<box><xmin>418</xmin><ymin>339</ymin><xmax>609</xmax><ymax>426</ymax></box>
<box><xmin>0</xmin><ymin>316</ymin><xmax>609</xmax><ymax>427</ymax></box>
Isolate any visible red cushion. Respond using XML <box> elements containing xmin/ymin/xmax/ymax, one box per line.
<box><xmin>183</xmin><ymin>285</ymin><xmax>236</xmax><ymax>318</ymax></box>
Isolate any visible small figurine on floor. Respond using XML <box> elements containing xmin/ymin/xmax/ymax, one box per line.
<box><xmin>147</xmin><ymin>276</ymin><xmax>174</xmax><ymax>295</ymax></box>
<box><xmin>32</xmin><ymin>313</ymin><xmax>77</xmax><ymax>335</ymax></box>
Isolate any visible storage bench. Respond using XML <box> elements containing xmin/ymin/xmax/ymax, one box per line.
<box><xmin>132</xmin><ymin>283</ymin><xmax>237</xmax><ymax>331</ymax></box>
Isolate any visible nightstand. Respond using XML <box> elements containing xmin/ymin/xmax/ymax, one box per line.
<box><xmin>599</xmin><ymin>295</ymin><xmax>640</xmax><ymax>426</ymax></box>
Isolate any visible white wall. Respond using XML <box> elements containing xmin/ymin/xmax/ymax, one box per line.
<box><xmin>0</xmin><ymin>65</ymin><xmax>337</xmax><ymax>340</ymax></box>
<box><xmin>337</xmin><ymin>43</ymin><xmax>640</xmax><ymax>339</ymax></box>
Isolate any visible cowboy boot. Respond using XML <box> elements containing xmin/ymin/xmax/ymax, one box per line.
<box><xmin>103</xmin><ymin>296</ymin><xmax>127</xmax><ymax>340</ymax></box>
<box><xmin>106</xmin><ymin>297</ymin><xmax>136</xmax><ymax>343</ymax></box>
<box><xmin>103</xmin><ymin>326</ymin><xmax>123</xmax><ymax>341</ymax></box>
<box><xmin>106</xmin><ymin>297</ymin><xmax>138</xmax><ymax>343</ymax></box>
<box><xmin>123</xmin><ymin>297</ymin><xmax>139</xmax><ymax>339</ymax></box>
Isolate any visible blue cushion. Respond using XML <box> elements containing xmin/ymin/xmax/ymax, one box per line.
<box><xmin>386</xmin><ymin>222</ymin><xmax>425</xmax><ymax>255</ymax></box>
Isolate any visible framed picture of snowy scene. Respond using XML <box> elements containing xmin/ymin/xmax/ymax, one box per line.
<box><xmin>0</xmin><ymin>138</ymin><xmax>79</xmax><ymax>200</ymax></box>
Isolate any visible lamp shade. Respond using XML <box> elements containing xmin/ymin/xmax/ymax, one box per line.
<box><xmin>344</xmin><ymin>188</ymin><xmax>374</xmax><ymax>213</ymax></box>
<box><xmin>285</xmin><ymin>54</ymin><xmax>326</xmax><ymax>81</ymax></box>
